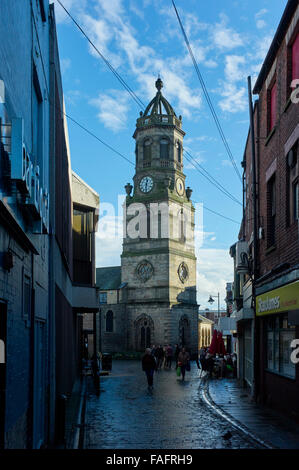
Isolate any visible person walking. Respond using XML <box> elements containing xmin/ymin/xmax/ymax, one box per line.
<box><xmin>142</xmin><ymin>348</ymin><xmax>157</xmax><ymax>390</ymax></box>
<box><xmin>177</xmin><ymin>347</ymin><xmax>190</xmax><ymax>381</ymax></box>
<box><xmin>166</xmin><ymin>344</ymin><xmax>173</xmax><ymax>369</ymax></box>
<box><xmin>174</xmin><ymin>344</ymin><xmax>180</xmax><ymax>368</ymax></box>
<box><xmin>155</xmin><ymin>345</ymin><xmax>164</xmax><ymax>370</ymax></box>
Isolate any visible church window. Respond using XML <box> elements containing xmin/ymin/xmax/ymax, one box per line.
<box><xmin>176</xmin><ymin>141</ymin><xmax>182</xmax><ymax>163</ymax></box>
<box><xmin>160</xmin><ymin>138</ymin><xmax>169</xmax><ymax>159</ymax></box>
<box><xmin>106</xmin><ymin>310</ymin><xmax>114</xmax><ymax>332</ymax></box>
<box><xmin>143</xmin><ymin>139</ymin><xmax>152</xmax><ymax>164</ymax></box>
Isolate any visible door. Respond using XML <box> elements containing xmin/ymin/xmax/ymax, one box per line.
<box><xmin>0</xmin><ymin>302</ymin><xmax>7</xmax><ymax>449</ymax></box>
<box><xmin>244</xmin><ymin>321</ymin><xmax>253</xmax><ymax>387</ymax></box>
<box><xmin>33</xmin><ymin>321</ymin><xmax>46</xmax><ymax>449</ymax></box>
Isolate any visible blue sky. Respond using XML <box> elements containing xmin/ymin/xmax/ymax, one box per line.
<box><xmin>52</xmin><ymin>0</ymin><xmax>287</xmax><ymax>308</ymax></box>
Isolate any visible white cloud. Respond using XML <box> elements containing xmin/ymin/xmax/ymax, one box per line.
<box><xmin>212</xmin><ymin>14</ymin><xmax>244</xmax><ymax>50</ymax></box>
<box><xmin>60</xmin><ymin>58</ymin><xmax>71</xmax><ymax>75</ymax></box>
<box><xmin>218</xmin><ymin>82</ymin><xmax>247</xmax><ymax>113</ymax></box>
<box><xmin>256</xmin><ymin>19</ymin><xmax>266</xmax><ymax>29</ymax></box>
<box><xmin>224</xmin><ymin>55</ymin><xmax>246</xmax><ymax>82</ymax></box>
<box><xmin>255</xmin><ymin>9</ymin><xmax>268</xmax><ymax>30</ymax></box>
<box><xmin>51</xmin><ymin>0</ymin><xmax>86</xmax><ymax>23</ymax></box>
<box><xmin>90</xmin><ymin>90</ymin><xmax>130</xmax><ymax>132</ymax></box>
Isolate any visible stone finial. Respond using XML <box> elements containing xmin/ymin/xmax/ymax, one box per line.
<box><xmin>155</xmin><ymin>77</ymin><xmax>163</xmax><ymax>92</ymax></box>
<box><xmin>186</xmin><ymin>187</ymin><xmax>193</xmax><ymax>201</ymax></box>
<box><xmin>125</xmin><ymin>183</ymin><xmax>133</xmax><ymax>197</ymax></box>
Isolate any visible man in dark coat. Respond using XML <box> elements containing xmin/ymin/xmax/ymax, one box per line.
<box><xmin>142</xmin><ymin>348</ymin><xmax>157</xmax><ymax>390</ymax></box>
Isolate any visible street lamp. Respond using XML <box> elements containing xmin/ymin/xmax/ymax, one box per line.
<box><xmin>208</xmin><ymin>293</ymin><xmax>220</xmax><ymax>321</ymax></box>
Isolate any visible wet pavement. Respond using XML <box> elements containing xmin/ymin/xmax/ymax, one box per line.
<box><xmin>83</xmin><ymin>360</ymin><xmax>262</xmax><ymax>449</ymax></box>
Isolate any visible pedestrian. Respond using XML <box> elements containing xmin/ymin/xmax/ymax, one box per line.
<box><xmin>166</xmin><ymin>344</ymin><xmax>173</xmax><ymax>369</ymax></box>
<box><xmin>155</xmin><ymin>344</ymin><xmax>164</xmax><ymax>370</ymax></box>
<box><xmin>174</xmin><ymin>344</ymin><xmax>180</xmax><ymax>368</ymax></box>
<box><xmin>142</xmin><ymin>348</ymin><xmax>157</xmax><ymax>390</ymax></box>
<box><xmin>177</xmin><ymin>347</ymin><xmax>190</xmax><ymax>381</ymax></box>
<box><xmin>151</xmin><ymin>344</ymin><xmax>156</xmax><ymax>357</ymax></box>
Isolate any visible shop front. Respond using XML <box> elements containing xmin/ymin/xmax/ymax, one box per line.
<box><xmin>256</xmin><ymin>280</ymin><xmax>299</xmax><ymax>420</ymax></box>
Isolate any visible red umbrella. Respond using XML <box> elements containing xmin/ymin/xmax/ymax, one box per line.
<box><xmin>209</xmin><ymin>329</ymin><xmax>218</xmax><ymax>355</ymax></box>
<box><xmin>217</xmin><ymin>331</ymin><xmax>226</xmax><ymax>355</ymax></box>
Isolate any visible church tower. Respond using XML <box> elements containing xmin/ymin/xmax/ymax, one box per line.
<box><xmin>121</xmin><ymin>78</ymin><xmax>198</xmax><ymax>354</ymax></box>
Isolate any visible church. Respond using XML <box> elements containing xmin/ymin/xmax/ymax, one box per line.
<box><xmin>97</xmin><ymin>78</ymin><xmax>198</xmax><ymax>356</ymax></box>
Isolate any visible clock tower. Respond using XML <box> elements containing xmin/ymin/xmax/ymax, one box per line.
<box><xmin>121</xmin><ymin>78</ymin><xmax>198</xmax><ymax>354</ymax></box>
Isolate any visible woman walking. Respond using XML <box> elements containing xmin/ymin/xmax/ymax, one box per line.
<box><xmin>142</xmin><ymin>348</ymin><xmax>157</xmax><ymax>390</ymax></box>
<box><xmin>177</xmin><ymin>347</ymin><xmax>190</xmax><ymax>381</ymax></box>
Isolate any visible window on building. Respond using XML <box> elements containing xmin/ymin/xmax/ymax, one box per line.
<box><xmin>106</xmin><ymin>311</ymin><xmax>114</xmax><ymax>333</ymax></box>
<box><xmin>176</xmin><ymin>141</ymin><xmax>182</xmax><ymax>163</ymax></box>
<box><xmin>291</xmin><ymin>33</ymin><xmax>299</xmax><ymax>82</ymax></box>
<box><xmin>135</xmin><ymin>144</ymin><xmax>138</xmax><ymax>164</ymax></box>
<box><xmin>268</xmin><ymin>80</ymin><xmax>277</xmax><ymax>133</ymax></box>
<box><xmin>267</xmin><ymin>315</ymin><xmax>296</xmax><ymax>379</ymax></box>
<box><xmin>267</xmin><ymin>175</ymin><xmax>276</xmax><ymax>247</ymax></box>
<box><xmin>286</xmin><ymin>141</ymin><xmax>299</xmax><ymax>226</ymax></box>
<box><xmin>160</xmin><ymin>138</ymin><xmax>169</xmax><ymax>159</ymax></box>
<box><xmin>100</xmin><ymin>292</ymin><xmax>107</xmax><ymax>304</ymax></box>
<box><xmin>73</xmin><ymin>206</ymin><xmax>94</xmax><ymax>284</ymax></box>
<box><xmin>143</xmin><ymin>139</ymin><xmax>152</xmax><ymax>164</ymax></box>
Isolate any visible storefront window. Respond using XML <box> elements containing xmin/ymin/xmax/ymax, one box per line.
<box><xmin>266</xmin><ymin>314</ymin><xmax>296</xmax><ymax>378</ymax></box>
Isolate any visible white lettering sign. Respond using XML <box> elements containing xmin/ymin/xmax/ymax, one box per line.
<box><xmin>258</xmin><ymin>296</ymin><xmax>280</xmax><ymax>313</ymax></box>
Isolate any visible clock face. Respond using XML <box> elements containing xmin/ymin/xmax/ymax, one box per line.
<box><xmin>176</xmin><ymin>178</ymin><xmax>185</xmax><ymax>196</ymax></box>
<box><xmin>139</xmin><ymin>176</ymin><xmax>154</xmax><ymax>193</ymax></box>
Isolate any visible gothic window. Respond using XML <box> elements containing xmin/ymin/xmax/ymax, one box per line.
<box><xmin>143</xmin><ymin>139</ymin><xmax>152</xmax><ymax>164</ymax></box>
<box><xmin>106</xmin><ymin>310</ymin><xmax>114</xmax><ymax>332</ymax></box>
<box><xmin>160</xmin><ymin>138</ymin><xmax>169</xmax><ymax>159</ymax></box>
<box><xmin>176</xmin><ymin>141</ymin><xmax>182</xmax><ymax>163</ymax></box>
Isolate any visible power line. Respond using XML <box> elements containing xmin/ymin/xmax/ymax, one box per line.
<box><xmin>63</xmin><ymin>111</ymin><xmax>135</xmax><ymax>167</ymax></box>
<box><xmin>56</xmin><ymin>0</ymin><xmax>242</xmax><ymax>207</ymax></box>
<box><xmin>172</xmin><ymin>0</ymin><xmax>243</xmax><ymax>183</ymax></box>
<box><xmin>54</xmin><ymin>0</ymin><xmax>241</xmax><ymax>223</ymax></box>
<box><xmin>56</xmin><ymin>0</ymin><xmax>146</xmax><ymax>111</ymax></box>
<box><xmin>195</xmin><ymin>203</ymin><xmax>241</xmax><ymax>225</ymax></box>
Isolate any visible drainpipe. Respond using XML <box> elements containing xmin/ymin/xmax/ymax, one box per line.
<box><xmin>247</xmin><ymin>76</ymin><xmax>259</xmax><ymax>403</ymax></box>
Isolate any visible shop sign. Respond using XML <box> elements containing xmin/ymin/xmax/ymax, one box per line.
<box><xmin>256</xmin><ymin>280</ymin><xmax>299</xmax><ymax>316</ymax></box>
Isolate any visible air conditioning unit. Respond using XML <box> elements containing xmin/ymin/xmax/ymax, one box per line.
<box><xmin>236</xmin><ymin>240</ymin><xmax>249</xmax><ymax>273</ymax></box>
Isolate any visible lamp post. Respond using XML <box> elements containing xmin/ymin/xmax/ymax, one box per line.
<box><xmin>208</xmin><ymin>293</ymin><xmax>220</xmax><ymax>323</ymax></box>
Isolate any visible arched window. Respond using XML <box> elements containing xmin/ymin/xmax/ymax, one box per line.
<box><xmin>176</xmin><ymin>141</ymin><xmax>182</xmax><ymax>163</ymax></box>
<box><xmin>106</xmin><ymin>310</ymin><xmax>114</xmax><ymax>333</ymax></box>
<box><xmin>160</xmin><ymin>138</ymin><xmax>169</xmax><ymax>159</ymax></box>
<box><xmin>143</xmin><ymin>139</ymin><xmax>152</xmax><ymax>163</ymax></box>
<box><xmin>141</xmin><ymin>326</ymin><xmax>145</xmax><ymax>349</ymax></box>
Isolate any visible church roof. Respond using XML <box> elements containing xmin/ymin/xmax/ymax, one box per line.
<box><xmin>143</xmin><ymin>78</ymin><xmax>176</xmax><ymax>117</ymax></box>
<box><xmin>96</xmin><ymin>266</ymin><xmax>122</xmax><ymax>290</ymax></box>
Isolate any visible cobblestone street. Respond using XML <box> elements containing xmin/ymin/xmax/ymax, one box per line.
<box><xmin>84</xmin><ymin>361</ymin><xmax>262</xmax><ymax>449</ymax></box>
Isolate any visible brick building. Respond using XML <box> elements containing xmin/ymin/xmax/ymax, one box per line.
<box><xmin>231</xmin><ymin>0</ymin><xmax>299</xmax><ymax>420</ymax></box>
